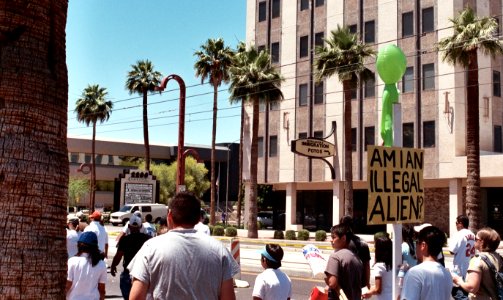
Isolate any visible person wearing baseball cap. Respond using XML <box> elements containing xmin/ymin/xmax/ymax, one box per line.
<box><xmin>253</xmin><ymin>244</ymin><xmax>292</xmax><ymax>300</ymax></box>
<box><xmin>66</xmin><ymin>231</ymin><xmax>107</xmax><ymax>300</ymax></box>
<box><xmin>83</xmin><ymin>210</ymin><xmax>109</xmax><ymax>259</ymax></box>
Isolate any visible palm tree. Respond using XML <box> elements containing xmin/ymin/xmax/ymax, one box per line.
<box><xmin>125</xmin><ymin>59</ymin><xmax>162</xmax><ymax>172</ymax></box>
<box><xmin>75</xmin><ymin>84</ymin><xmax>113</xmax><ymax>212</ymax></box>
<box><xmin>438</xmin><ymin>7</ymin><xmax>503</xmax><ymax>231</ymax></box>
<box><xmin>194</xmin><ymin>38</ymin><xmax>234</xmax><ymax>225</ymax></box>
<box><xmin>235</xmin><ymin>41</ymin><xmax>247</xmax><ymax>228</ymax></box>
<box><xmin>0</xmin><ymin>0</ymin><xmax>68</xmax><ymax>297</ymax></box>
<box><xmin>229</xmin><ymin>46</ymin><xmax>284</xmax><ymax>238</ymax></box>
<box><xmin>314</xmin><ymin>25</ymin><xmax>376</xmax><ymax>217</ymax></box>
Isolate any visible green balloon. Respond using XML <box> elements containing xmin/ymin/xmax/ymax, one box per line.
<box><xmin>376</xmin><ymin>45</ymin><xmax>407</xmax><ymax>84</ymax></box>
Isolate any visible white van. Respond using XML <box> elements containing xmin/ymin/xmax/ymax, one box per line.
<box><xmin>110</xmin><ymin>203</ymin><xmax>167</xmax><ymax>226</ymax></box>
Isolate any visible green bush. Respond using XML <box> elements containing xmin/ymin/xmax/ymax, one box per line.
<box><xmin>257</xmin><ymin>221</ymin><xmax>263</xmax><ymax>230</ymax></box>
<box><xmin>374</xmin><ymin>231</ymin><xmax>389</xmax><ymax>242</ymax></box>
<box><xmin>297</xmin><ymin>229</ymin><xmax>310</xmax><ymax>241</ymax></box>
<box><xmin>213</xmin><ymin>225</ymin><xmax>225</xmax><ymax>236</ymax></box>
<box><xmin>225</xmin><ymin>226</ymin><xmax>238</xmax><ymax>237</ymax></box>
<box><xmin>285</xmin><ymin>230</ymin><xmax>296</xmax><ymax>240</ymax></box>
<box><xmin>273</xmin><ymin>230</ymin><xmax>284</xmax><ymax>239</ymax></box>
<box><xmin>209</xmin><ymin>225</ymin><xmax>214</xmax><ymax>235</ymax></box>
<box><xmin>315</xmin><ymin>230</ymin><xmax>327</xmax><ymax>241</ymax></box>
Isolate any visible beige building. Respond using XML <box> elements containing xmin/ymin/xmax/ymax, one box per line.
<box><xmin>243</xmin><ymin>0</ymin><xmax>503</xmax><ymax>237</ymax></box>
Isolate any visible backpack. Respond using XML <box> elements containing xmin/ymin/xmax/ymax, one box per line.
<box><xmin>479</xmin><ymin>253</ymin><xmax>503</xmax><ymax>300</ymax></box>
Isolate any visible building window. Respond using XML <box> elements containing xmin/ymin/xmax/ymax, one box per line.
<box><xmin>364</xmin><ymin>73</ymin><xmax>375</xmax><ymax>98</ymax></box>
<box><xmin>348</xmin><ymin>24</ymin><xmax>357</xmax><ymax>34</ymax></box>
<box><xmin>271</xmin><ymin>42</ymin><xmax>280</xmax><ymax>64</ymax></box>
<box><xmin>495</xmin><ymin>126</ymin><xmax>503</xmax><ymax>152</ymax></box>
<box><xmin>423</xmin><ymin>121</ymin><xmax>435</xmax><ymax>148</ymax></box>
<box><xmin>258</xmin><ymin>137</ymin><xmax>264</xmax><ymax>157</ymax></box>
<box><xmin>257</xmin><ymin>45</ymin><xmax>266</xmax><ymax>53</ymax></box>
<box><xmin>364</xmin><ymin>20</ymin><xmax>375</xmax><ymax>43</ymax></box>
<box><xmin>314</xmin><ymin>82</ymin><xmax>324</xmax><ymax>104</ymax></box>
<box><xmin>95</xmin><ymin>154</ymin><xmax>103</xmax><ymax>165</ymax></box>
<box><xmin>351</xmin><ymin>128</ymin><xmax>357</xmax><ymax>152</ymax></box>
<box><xmin>108</xmin><ymin>155</ymin><xmax>114</xmax><ymax>165</ymax></box>
<box><xmin>315</xmin><ymin>0</ymin><xmax>324</xmax><ymax>7</ymax></box>
<box><xmin>300</xmin><ymin>0</ymin><xmax>309</xmax><ymax>11</ymax></box>
<box><xmin>299</xmin><ymin>132</ymin><xmax>308</xmax><ymax>139</ymax></box>
<box><xmin>300</xmin><ymin>35</ymin><xmax>309</xmax><ymax>58</ymax></box>
<box><xmin>315</xmin><ymin>31</ymin><xmax>324</xmax><ymax>47</ymax></box>
<box><xmin>422</xmin><ymin>63</ymin><xmax>435</xmax><ymax>90</ymax></box>
<box><xmin>270</xmin><ymin>100</ymin><xmax>279</xmax><ymax>111</ymax></box>
<box><xmin>350</xmin><ymin>84</ymin><xmax>357</xmax><ymax>99</ymax></box>
<box><xmin>364</xmin><ymin>126</ymin><xmax>375</xmax><ymax>150</ymax></box>
<box><xmin>494</xmin><ymin>70</ymin><xmax>501</xmax><ymax>97</ymax></box>
<box><xmin>402</xmin><ymin>66</ymin><xmax>414</xmax><ymax>93</ymax></box>
<box><xmin>403</xmin><ymin>122</ymin><xmax>414</xmax><ymax>148</ymax></box>
<box><xmin>258</xmin><ymin>2</ymin><xmax>267</xmax><ymax>22</ymax></box>
<box><xmin>402</xmin><ymin>11</ymin><xmax>414</xmax><ymax>37</ymax></box>
<box><xmin>269</xmin><ymin>135</ymin><xmax>278</xmax><ymax>157</ymax></box>
<box><xmin>314</xmin><ymin>131</ymin><xmax>324</xmax><ymax>138</ymax></box>
<box><xmin>299</xmin><ymin>84</ymin><xmax>308</xmax><ymax>106</ymax></box>
<box><xmin>85</xmin><ymin>154</ymin><xmax>91</xmax><ymax>163</ymax></box>
<box><xmin>70</xmin><ymin>153</ymin><xmax>79</xmax><ymax>163</ymax></box>
<box><xmin>422</xmin><ymin>7</ymin><xmax>434</xmax><ymax>33</ymax></box>
<box><xmin>272</xmin><ymin>0</ymin><xmax>280</xmax><ymax>18</ymax></box>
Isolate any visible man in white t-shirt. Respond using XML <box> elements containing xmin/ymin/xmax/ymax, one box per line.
<box><xmin>401</xmin><ymin>225</ymin><xmax>452</xmax><ymax>300</ymax></box>
<box><xmin>448</xmin><ymin>215</ymin><xmax>475</xmax><ymax>300</ymax></box>
<box><xmin>194</xmin><ymin>209</ymin><xmax>210</xmax><ymax>235</ymax></box>
<box><xmin>84</xmin><ymin>211</ymin><xmax>109</xmax><ymax>259</ymax></box>
<box><xmin>66</xmin><ymin>218</ymin><xmax>80</xmax><ymax>257</ymax></box>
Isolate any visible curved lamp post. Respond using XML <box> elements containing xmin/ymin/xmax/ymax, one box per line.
<box><xmin>155</xmin><ymin>74</ymin><xmax>186</xmax><ymax>193</ymax></box>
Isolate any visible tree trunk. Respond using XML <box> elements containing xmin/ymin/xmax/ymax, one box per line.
<box><xmin>342</xmin><ymin>80</ymin><xmax>354</xmax><ymax>217</ymax></box>
<box><xmin>91</xmin><ymin>122</ymin><xmax>97</xmax><ymax>211</ymax></box>
<box><xmin>0</xmin><ymin>1</ymin><xmax>69</xmax><ymax>298</ymax></box>
<box><xmin>248</xmin><ymin>98</ymin><xmax>259</xmax><ymax>238</ymax></box>
<box><xmin>143</xmin><ymin>90</ymin><xmax>150</xmax><ymax>171</ymax></box>
<box><xmin>237</xmin><ymin>101</ymin><xmax>245</xmax><ymax>228</ymax></box>
<box><xmin>210</xmin><ymin>84</ymin><xmax>218</xmax><ymax>225</ymax></box>
<box><xmin>466</xmin><ymin>51</ymin><xmax>481</xmax><ymax>232</ymax></box>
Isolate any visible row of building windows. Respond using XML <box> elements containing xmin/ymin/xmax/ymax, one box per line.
<box><xmin>259</xmin><ymin>0</ymin><xmax>326</xmax><ymax>21</ymax></box>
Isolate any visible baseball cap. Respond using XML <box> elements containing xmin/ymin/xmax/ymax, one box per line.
<box><xmin>90</xmin><ymin>211</ymin><xmax>102</xmax><ymax>220</ymax></box>
<box><xmin>133</xmin><ymin>210</ymin><xmax>142</xmax><ymax>217</ymax></box>
<box><xmin>78</xmin><ymin>231</ymin><xmax>98</xmax><ymax>246</ymax></box>
<box><xmin>129</xmin><ymin>215</ymin><xmax>142</xmax><ymax>227</ymax></box>
<box><xmin>413</xmin><ymin>223</ymin><xmax>432</xmax><ymax>232</ymax></box>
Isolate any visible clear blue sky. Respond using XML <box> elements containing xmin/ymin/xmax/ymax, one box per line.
<box><xmin>66</xmin><ymin>0</ymin><xmax>246</xmax><ymax>146</ymax></box>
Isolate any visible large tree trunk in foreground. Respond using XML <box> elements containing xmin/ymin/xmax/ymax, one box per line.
<box><xmin>342</xmin><ymin>80</ymin><xmax>354</xmax><ymax>217</ymax></box>
<box><xmin>143</xmin><ymin>90</ymin><xmax>150</xmax><ymax>171</ymax></box>
<box><xmin>247</xmin><ymin>99</ymin><xmax>259</xmax><ymax>238</ymax></box>
<box><xmin>0</xmin><ymin>1</ymin><xmax>69</xmax><ymax>298</ymax></box>
<box><xmin>210</xmin><ymin>84</ymin><xmax>218</xmax><ymax>225</ymax></box>
<box><xmin>465</xmin><ymin>51</ymin><xmax>481</xmax><ymax>232</ymax></box>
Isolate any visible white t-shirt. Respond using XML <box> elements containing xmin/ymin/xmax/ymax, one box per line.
<box><xmin>66</xmin><ymin>229</ymin><xmax>79</xmax><ymax>258</ymax></box>
<box><xmin>252</xmin><ymin>268</ymin><xmax>292</xmax><ymax>300</ymax></box>
<box><xmin>143</xmin><ymin>222</ymin><xmax>157</xmax><ymax>237</ymax></box>
<box><xmin>194</xmin><ymin>222</ymin><xmax>210</xmax><ymax>235</ymax></box>
<box><xmin>448</xmin><ymin>228</ymin><xmax>475</xmax><ymax>276</ymax></box>
<box><xmin>372</xmin><ymin>262</ymin><xmax>393</xmax><ymax>300</ymax></box>
<box><xmin>83</xmin><ymin>221</ymin><xmax>108</xmax><ymax>253</ymax></box>
<box><xmin>67</xmin><ymin>253</ymin><xmax>107</xmax><ymax>300</ymax></box>
<box><xmin>400</xmin><ymin>261</ymin><xmax>452</xmax><ymax>300</ymax></box>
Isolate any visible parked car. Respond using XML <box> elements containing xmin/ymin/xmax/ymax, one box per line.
<box><xmin>110</xmin><ymin>203</ymin><xmax>167</xmax><ymax>226</ymax></box>
<box><xmin>257</xmin><ymin>211</ymin><xmax>273</xmax><ymax>228</ymax></box>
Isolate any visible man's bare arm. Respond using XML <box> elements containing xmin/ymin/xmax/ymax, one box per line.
<box><xmin>129</xmin><ymin>278</ymin><xmax>148</xmax><ymax>300</ymax></box>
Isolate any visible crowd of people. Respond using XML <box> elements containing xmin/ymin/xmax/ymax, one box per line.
<box><xmin>65</xmin><ymin>194</ymin><xmax>502</xmax><ymax>300</ymax></box>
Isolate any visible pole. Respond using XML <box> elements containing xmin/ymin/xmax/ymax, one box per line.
<box><xmin>156</xmin><ymin>75</ymin><xmax>186</xmax><ymax>193</ymax></box>
<box><xmin>225</xmin><ymin>144</ymin><xmax>230</xmax><ymax>226</ymax></box>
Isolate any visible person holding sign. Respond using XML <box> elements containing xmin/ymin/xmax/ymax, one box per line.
<box><xmin>325</xmin><ymin>224</ymin><xmax>363</xmax><ymax>300</ymax></box>
<box><xmin>400</xmin><ymin>225</ymin><xmax>452</xmax><ymax>300</ymax></box>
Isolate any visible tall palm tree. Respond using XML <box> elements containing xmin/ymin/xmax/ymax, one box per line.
<box><xmin>438</xmin><ymin>7</ymin><xmax>503</xmax><ymax>231</ymax></box>
<box><xmin>314</xmin><ymin>25</ymin><xmax>376</xmax><ymax>217</ymax></box>
<box><xmin>229</xmin><ymin>46</ymin><xmax>284</xmax><ymax>238</ymax></box>
<box><xmin>125</xmin><ymin>59</ymin><xmax>162</xmax><ymax>172</ymax></box>
<box><xmin>194</xmin><ymin>38</ymin><xmax>234</xmax><ymax>225</ymax></box>
<box><xmin>0</xmin><ymin>0</ymin><xmax>69</xmax><ymax>297</ymax></box>
<box><xmin>75</xmin><ymin>84</ymin><xmax>113</xmax><ymax>212</ymax></box>
<box><xmin>235</xmin><ymin>41</ymin><xmax>247</xmax><ymax>228</ymax></box>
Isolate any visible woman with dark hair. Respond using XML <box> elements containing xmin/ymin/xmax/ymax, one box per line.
<box><xmin>66</xmin><ymin>231</ymin><xmax>107</xmax><ymax>300</ymax></box>
<box><xmin>362</xmin><ymin>236</ymin><xmax>393</xmax><ymax>299</ymax></box>
<box><xmin>402</xmin><ymin>224</ymin><xmax>417</xmax><ymax>266</ymax></box>
<box><xmin>252</xmin><ymin>244</ymin><xmax>292</xmax><ymax>300</ymax></box>
<box><xmin>453</xmin><ymin>227</ymin><xmax>502</xmax><ymax>299</ymax></box>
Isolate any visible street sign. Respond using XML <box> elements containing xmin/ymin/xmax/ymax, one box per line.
<box><xmin>367</xmin><ymin>146</ymin><xmax>424</xmax><ymax>225</ymax></box>
<box><xmin>291</xmin><ymin>138</ymin><xmax>335</xmax><ymax>158</ymax></box>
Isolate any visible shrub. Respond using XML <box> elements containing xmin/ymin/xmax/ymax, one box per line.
<box><xmin>297</xmin><ymin>229</ymin><xmax>310</xmax><ymax>241</ymax></box>
<box><xmin>285</xmin><ymin>230</ymin><xmax>296</xmax><ymax>240</ymax></box>
<box><xmin>225</xmin><ymin>226</ymin><xmax>238</xmax><ymax>237</ymax></box>
<box><xmin>273</xmin><ymin>230</ymin><xmax>284</xmax><ymax>239</ymax></box>
<box><xmin>257</xmin><ymin>221</ymin><xmax>263</xmax><ymax>230</ymax></box>
<box><xmin>315</xmin><ymin>230</ymin><xmax>327</xmax><ymax>241</ymax></box>
<box><xmin>209</xmin><ymin>225</ymin><xmax>214</xmax><ymax>235</ymax></box>
<box><xmin>374</xmin><ymin>231</ymin><xmax>389</xmax><ymax>242</ymax></box>
<box><xmin>213</xmin><ymin>225</ymin><xmax>225</xmax><ymax>236</ymax></box>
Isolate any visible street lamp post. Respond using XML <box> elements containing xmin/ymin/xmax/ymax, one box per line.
<box><xmin>156</xmin><ymin>75</ymin><xmax>186</xmax><ymax>193</ymax></box>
